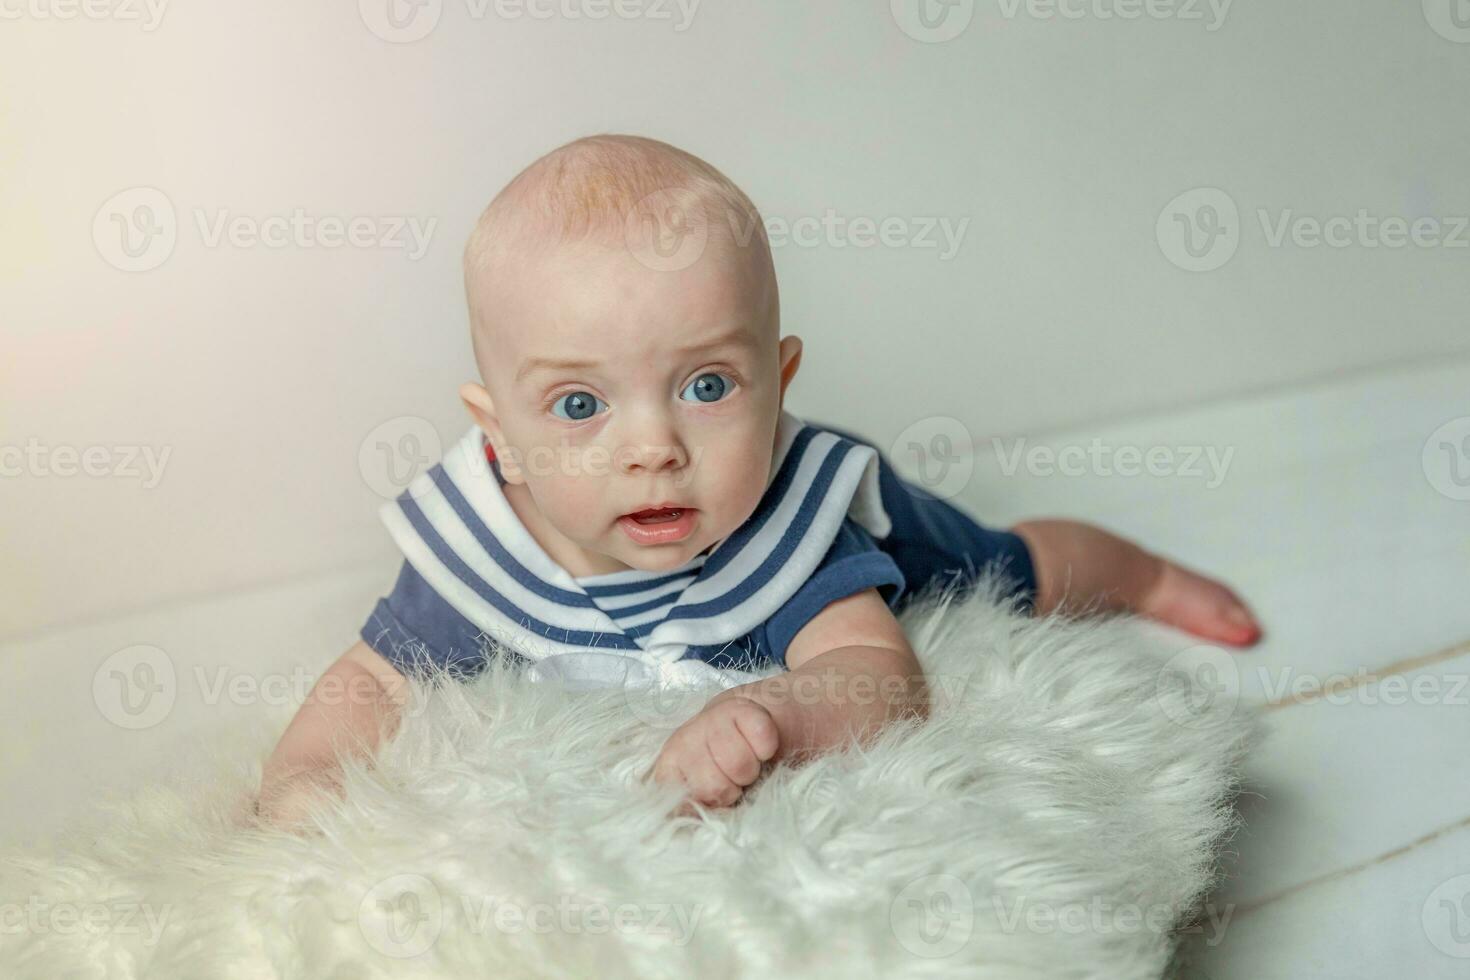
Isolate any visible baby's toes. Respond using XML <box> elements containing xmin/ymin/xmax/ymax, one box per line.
<box><xmin>1140</xmin><ymin>561</ymin><xmax>1262</xmax><ymax>648</ymax></box>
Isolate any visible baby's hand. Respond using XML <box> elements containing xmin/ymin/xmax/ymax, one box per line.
<box><xmin>649</xmin><ymin>695</ymin><xmax>780</xmax><ymax>812</ymax></box>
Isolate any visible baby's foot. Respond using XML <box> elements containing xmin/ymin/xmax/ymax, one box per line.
<box><xmin>1137</xmin><ymin>559</ymin><xmax>1262</xmax><ymax>648</ymax></box>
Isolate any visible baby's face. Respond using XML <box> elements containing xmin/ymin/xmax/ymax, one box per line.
<box><xmin>466</xmin><ymin>236</ymin><xmax>798</xmax><ymax>575</ymax></box>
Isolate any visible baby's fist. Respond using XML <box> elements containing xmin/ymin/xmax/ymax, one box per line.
<box><xmin>651</xmin><ymin>695</ymin><xmax>780</xmax><ymax>810</ymax></box>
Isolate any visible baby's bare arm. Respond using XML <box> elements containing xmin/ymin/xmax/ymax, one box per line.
<box><xmin>715</xmin><ymin>645</ymin><xmax>926</xmax><ymax>767</ymax></box>
<box><xmin>713</xmin><ymin>588</ymin><xmax>927</xmax><ymax>765</ymax></box>
<box><xmin>650</xmin><ymin>589</ymin><xmax>923</xmax><ymax>810</ymax></box>
<box><xmin>256</xmin><ymin>640</ymin><xmax>409</xmax><ymax>825</ymax></box>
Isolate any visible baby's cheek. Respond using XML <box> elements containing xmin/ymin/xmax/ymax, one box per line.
<box><xmin>705</xmin><ymin>457</ymin><xmax>768</xmax><ymax>531</ymax></box>
<box><xmin>536</xmin><ymin>475</ymin><xmax>610</xmax><ymax>535</ymax></box>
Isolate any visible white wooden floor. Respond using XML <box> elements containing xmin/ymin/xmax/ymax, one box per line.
<box><xmin>3</xmin><ymin>356</ymin><xmax>1468</xmax><ymax>978</ymax></box>
<box><xmin>968</xmin><ymin>356</ymin><xmax>1470</xmax><ymax>979</ymax></box>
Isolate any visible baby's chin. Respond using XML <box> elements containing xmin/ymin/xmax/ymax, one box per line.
<box><xmin>604</xmin><ymin>536</ymin><xmax>714</xmax><ymax>573</ymax></box>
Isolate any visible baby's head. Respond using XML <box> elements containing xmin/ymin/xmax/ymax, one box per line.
<box><xmin>459</xmin><ymin>134</ymin><xmax>802</xmax><ymax>575</ymax></box>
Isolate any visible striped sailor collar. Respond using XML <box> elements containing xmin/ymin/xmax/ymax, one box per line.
<box><xmin>380</xmin><ymin>410</ymin><xmax>890</xmax><ymax>665</ymax></box>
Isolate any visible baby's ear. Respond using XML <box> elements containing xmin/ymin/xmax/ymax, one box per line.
<box><xmin>777</xmin><ymin>335</ymin><xmax>803</xmax><ymax>406</ymax></box>
<box><xmin>459</xmin><ymin>382</ymin><xmax>524</xmax><ymax>484</ymax></box>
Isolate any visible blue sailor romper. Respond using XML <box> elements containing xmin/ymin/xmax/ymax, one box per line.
<box><xmin>360</xmin><ymin>410</ymin><xmax>1037</xmax><ymax>689</ymax></box>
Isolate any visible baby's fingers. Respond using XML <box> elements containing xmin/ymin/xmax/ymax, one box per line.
<box><xmin>650</xmin><ymin>741</ymin><xmax>740</xmax><ymax>809</ymax></box>
<box><xmin>687</xmin><ymin>755</ymin><xmax>744</xmax><ymax>808</ymax></box>
<box><xmin>730</xmin><ymin>701</ymin><xmax>780</xmax><ymax>763</ymax></box>
<box><xmin>646</xmin><ymin>754</ymin><xmax>674</xmax><ymax>786</ymax></box>
<box><xmin>707</xmin><ymin>719</ymin><xmax>766</xmax><ymax>789</ymax></box>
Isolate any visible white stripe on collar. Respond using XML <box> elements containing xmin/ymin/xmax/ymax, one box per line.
<box><xmin>378</xmin><ymin>410</ymin><xmax>890</xmax><ymax>670</ymax></box>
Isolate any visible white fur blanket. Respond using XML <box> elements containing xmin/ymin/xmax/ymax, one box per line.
<box><xmin>0</xmin><ymin>581</ymin><xmax>1259</xmax><ymax>979</ymax></box>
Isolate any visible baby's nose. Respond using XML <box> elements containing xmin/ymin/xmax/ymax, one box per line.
<box><xmin>619</xmin><ymin>441</ymin><xmax>688</xmax><ymax>474</ymax></box>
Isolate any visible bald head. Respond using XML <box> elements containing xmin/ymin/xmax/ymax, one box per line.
<box><xmin>462</xmin><ymin>134</ymin><xmax>777</xmax><ymax>371</ymax></box>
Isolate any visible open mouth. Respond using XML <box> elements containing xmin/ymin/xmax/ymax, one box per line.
<box><xmin>617</xmin><ymin>506</ymin><xmax>697</xmax><ymax>544</ymax></box>
<box><xmin>624</xmin><ymin>507</ymin><xmax>686</xmax><ymax>525</ymax></box>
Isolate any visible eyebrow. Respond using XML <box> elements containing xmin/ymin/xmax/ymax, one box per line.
<box><xmin>513</xmin><ymin>327</ymin><xmax>759</xmax><ymax>385</ymax></box>
<box><xmin>514</xmin><ymin>355</ymin><xmax>602</xmax><ymax>384</ymax></box>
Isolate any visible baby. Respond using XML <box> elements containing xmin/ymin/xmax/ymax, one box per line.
<box><xmin>257</xmin><ymin>134</ymin><xmax>1261</xmax><ymax>826</ymax></box>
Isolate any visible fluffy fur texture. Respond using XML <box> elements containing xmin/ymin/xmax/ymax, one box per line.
<box><xmin>0</xmin><ymin>578</ymin><xmax>1260</xmax><ymax>979</ymax></box>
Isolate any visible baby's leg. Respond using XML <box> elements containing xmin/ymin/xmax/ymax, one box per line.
<box><xmin>816</xmin><ymin>422</ymin><xmax>1259</xmax><ymax>645</ymax></box>
<box><xmin>1011</xmin><ymin>519</ymin><xmax>1261</xmax><ymax>647</ymax></box>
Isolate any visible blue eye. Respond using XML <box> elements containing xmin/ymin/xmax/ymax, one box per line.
<box><xmin>680</xmin><ymin>372</ymin><xmax>733</xmax><ymax>404</ymax></box>
<box><xmin>551</xmin><ymin>391</ymin><xmax>606</xmax><ymax>421</ymax></box>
